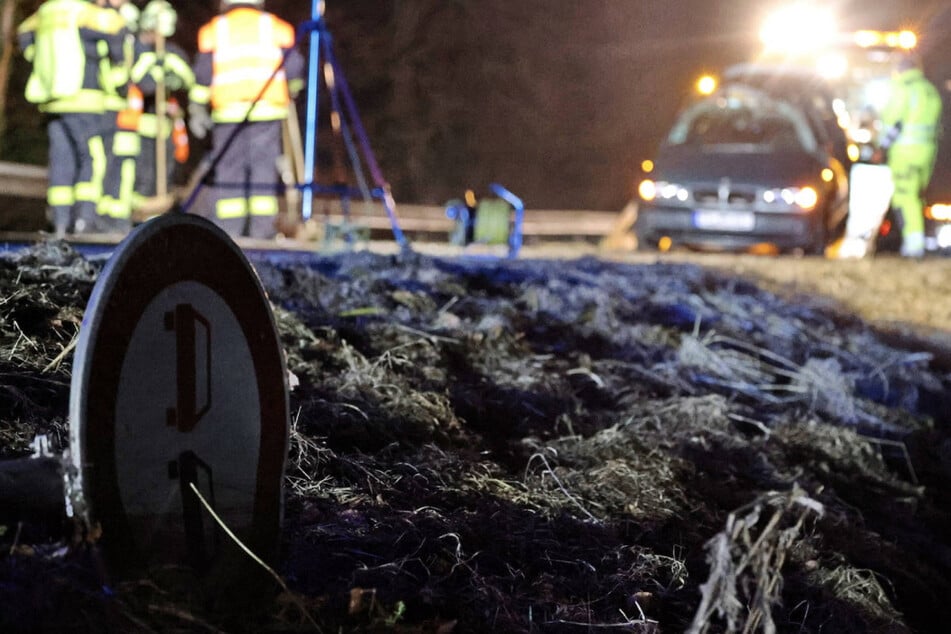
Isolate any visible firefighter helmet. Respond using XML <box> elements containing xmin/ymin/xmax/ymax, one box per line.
<box><xmin>141</xmin><ymin>0</ymin><xmax>177</xmax><ymax>37</ymax></box>
<box><xmin>118</xmin><ymin>2</ymin><xmax>140</xmax><ymax>32</ymax></box>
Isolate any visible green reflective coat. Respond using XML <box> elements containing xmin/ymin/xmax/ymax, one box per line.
<box><xmin>18</xmin><ymin>0</ymin><xmax>126</xmax><ymax>114</ymax></box>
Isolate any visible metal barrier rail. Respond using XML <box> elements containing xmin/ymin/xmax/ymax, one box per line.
<box><xmin>314</xmin><ymin>203</ymin><xmax>618</xmax><ymax>236</ymax></box>
<box><xmin>0</xmin><ymin>161</ymin><xmax>621</xmax><ymax>240</ymax></box>
<box><xmin>0</xmin><ymin>161</ymin><xmax>47</xmax><ymax>199</ymax></box>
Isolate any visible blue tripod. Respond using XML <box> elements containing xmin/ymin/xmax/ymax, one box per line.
<box><xmin>300</xmin><ymin>4</ymin><xmax>409</xmax><ymax>252</ymax></box>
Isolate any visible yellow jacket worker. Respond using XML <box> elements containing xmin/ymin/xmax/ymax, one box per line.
<box><xmin>18</xmin><ymin>0</ymin><xmax>127</xmax><ymax>235</ymax></box>
<box><xmin>880</xmin><ymin>55</ymin><xmax>943</xmax><ymax>258</ymax></box>
<box><xmin>189</xmin><ymin>0</ymin><xmax>304</xmax><ymax>240</ymax></box>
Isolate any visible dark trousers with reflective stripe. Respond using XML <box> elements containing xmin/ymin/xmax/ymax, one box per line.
<box><xmin>98</xmin><ymin>112</ymin><xmax>137</xmax><ymax>233</ymax></box>
<box><xmin>46</xmin><ymin>113</ymin><xmax>104</xmax><ymax>234</ymax></box>
<box><xmin>209</xmin><ymin>120</ymin><xmax>282</xmax><ymax>239</ymax></box>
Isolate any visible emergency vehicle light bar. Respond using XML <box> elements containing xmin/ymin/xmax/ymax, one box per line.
<box><xmin>853</xmin><ymin>30</ymin><xmax>917</xmax><ymax>50</ymax></box>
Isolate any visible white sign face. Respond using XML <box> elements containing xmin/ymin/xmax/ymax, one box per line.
<box><xmin>114</xmin><ymin>281</ymin><xmax>261</xmax><ymax>558</ymax></box>
<box><xmin>68</xmin><ymin>214</ymin><xmax>288</xmax><ymax>579</ymax></box>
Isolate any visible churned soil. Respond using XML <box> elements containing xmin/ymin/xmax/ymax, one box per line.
<box><xmin>2</xmin><ymin>238</ymin><xmax>950</xmax><ymax>633</ymax></box>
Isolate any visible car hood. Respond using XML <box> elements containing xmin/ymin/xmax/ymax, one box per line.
<box><xmin>653</xmin><ymin>145</ymin><xmax>825</xmax><ymax>186</ymax></box>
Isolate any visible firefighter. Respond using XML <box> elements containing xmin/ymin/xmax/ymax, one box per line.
<box><xmin>879</xmin><ymin>54</ymin><xmax>943</xmax><ymax>258</ymax></box>
<box><xmin>96</xmin><ymin>0</ymin><xmax>141</xmax><ymax>233</ymax></box>
<box><xmin>17</xmin><ymin>0</ymin><xmax>127</xmax><ymax>236</ymax></box>
<box><xmin>188</xmin><ymin>0</ymin><xmax>305</xmax><ymax>239</ymax></box>
<box><xmin>130</xmin><ymin>0</ymin><xmax>195</xmax><ymax>210</ymax></box>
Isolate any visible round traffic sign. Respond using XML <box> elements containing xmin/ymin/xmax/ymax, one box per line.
<box><xmin>68</xmin><ymin>213</ymin><xmax>288</xmax><ymax>580</ymax></box>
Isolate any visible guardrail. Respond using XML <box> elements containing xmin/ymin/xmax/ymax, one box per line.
<box><xmin>314</xmin><ymin>203</ymin><xmax>618</xmax><ymax>237</ymax></box>
<box><xmin>0</xmin><ymin>161</ymin><xmax>622</xmax><ymax>240</ymax></box>
<box><xmin>0</xmin><ymin>161</ymin><xmax>47</xmax><ymax>199</ymax></box>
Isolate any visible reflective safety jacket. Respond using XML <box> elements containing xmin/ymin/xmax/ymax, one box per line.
<box><xmin>881</xmin><ymin>68</ymin><xmax>943</xmax><ymax>148</ymax></box>
<box><xmin>131</xmin><ymin>40</ymin><xmax>196</xmax><ymax>138</ymax></box>
<box><xmin>190</xmin><ymin>5</ymin><xmax>304</xmax><ymax>123</ymax></box>
<box><xmin>101</xmin><ymin>13</ymin><xmax>144</xmax><ymax>114</ymax></box>
<box><xmin>17</xmin><ymin>0</ymin><xmax>126</xmax><ymax>114</ymax></box>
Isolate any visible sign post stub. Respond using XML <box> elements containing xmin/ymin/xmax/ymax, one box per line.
<box><xmin>68</xmin><ymin>214</ymin><xmax>289</xmax><ymax>587</ymax></box>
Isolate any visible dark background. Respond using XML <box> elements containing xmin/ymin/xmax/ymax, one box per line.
<box><xmin>5</xmin><ymin>0</ymin><xmax>951</xmax><ymax>211</ymax></box>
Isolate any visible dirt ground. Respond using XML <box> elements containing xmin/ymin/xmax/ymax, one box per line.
<box><xmin>2</xmin><ymin>238</ymin><xmax>951</xmax><ymax>633</ymax></box>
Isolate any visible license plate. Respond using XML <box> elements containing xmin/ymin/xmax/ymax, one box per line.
<box><xmin>693</xmin><ymin>210</ymin><xmax>755</xmax><ymax>231</ymax></box>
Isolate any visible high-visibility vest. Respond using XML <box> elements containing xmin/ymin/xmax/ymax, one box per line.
<box><xmin>197</xmin><ymin>8</ymin><xmax>294</xmax><ymax>113</ymax></box>
<box><xmin>881</xmin><ymin>68</ymin><xmax>943</xmax><ymax>148</ymax></box>
<box><xmin>18</xmin><ymin>0</ymin><xmax>124</xmax><ymax>113</ymax></box>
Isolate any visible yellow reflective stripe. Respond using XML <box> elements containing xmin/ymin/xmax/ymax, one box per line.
<box><xmin>97</xmin><ymin>195</ymin><xmax>129</xmax><ymax>218</ymax></box>
<box><xmin>48</xmin><ymin>186</ymin><xmax>74</xmax><ymax>206</ymax></box>
<box><xmin>190</xmin><ymin>84</ymin><xmax>211</xmax><ymax>105</ymax></box>
<box><xmin>75</xmin><ymin>181</ymin><xmax>98</xmax><ymax>202</ymax></box>
<box><xmin>16</xmin><ymin>14</ymin><xmax>37</xmax><ymax>36</ymax></box>
<box><xmin>118</xmin><ymin>159</ymin><xmax>136</xmax><ymax>213</ymax></box>
<box><xmin>130</xmin><ymin>51</ymin><xmax>157</xmax><ymax>83</ymax></box>
<box><xmin>138</xmin><ymin>113</ymin><xmax>157</xmax><ymax>137</ymax></box>
<box><xmin>212</xmin><ymin>101</ymin><xmax>287</xmax><ymax>122</ymax></box>
<box><xmin>163</xmin><ymin>53</ymin><xmax>195</xmax><ymax>88</ymax></box>
<box><xmin>216</xmin><ymin>197</ymin><xmax>248</xmax><ymax>219</ymax></box>
<box><xmin>77</xmin><ymin>134</ymin><xmax>106</xmax><ymax>201</ymax></box>
<box><xmin>37</xmin><ymin>89</ymin><xmax>106</xmax><ymax>114</ymax></box>
<box><xmin>249</xmin><ymin>195</ymin><xmax>278</xmax><ymax>216</ymax></box>
<box><xmin>214</xmin><ymin>68</ymin><xmax>286</xmax><ymax>85</ymax></box>
<box><xmin>137</xmin><ymin>114</ymin><xmax>172</xmax><ymax>139</ymax></box>
<box><xmin>103</xmin><ymin>94</ymin><xmax>126</xmax><ymax>111</ymax></box>
<box><xmin>113</xmin><ymin>130</ymin><xmax>140</xmax><ymax>155</ymax></box>
<box><xmin>80</xmin><ymin>5</ymin><xmax>125</xmax><ymax>34</ymax></box>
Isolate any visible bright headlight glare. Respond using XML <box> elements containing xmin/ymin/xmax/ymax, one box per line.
<box><xmin>817</xmin><ymin>53</ymin><xmax>848</xmax><ymax>79</ymax></box>
<box><xmin>936</xmin><ymin>224</ymin><xmax>951</xmax><ymax>249</ymax></box>
<box><xmin>795</xmin><ymin>186</ymin><xmax>819</xmax><ymax>210</ymax></box>
<box><xmin>660</xmin><ymin>182</ymin><xmax>680</xmax><ymax>199</ymax></box>
<box><xmin>899</xmin><ymin>30</ymin><xmax>917</xmax><ymax>50</ymax></box>
<box><xmin>760</xmin><ymin>5</ymin><xmax>836</xmax><ymax>52</ymax></box>
<box><xmin>763</xmin><ymin>187</ymin><xmax>819</xmax><ymax>210</ymax></box>
<box><xmin>638</xmin><ymin>179</ymin><xmax>656</xmax><ymax>201</ymax></box>
<box><xmin>928</xmin><ymin>204</ymin><xmax>951</xmax><ymax>221</ymax></box>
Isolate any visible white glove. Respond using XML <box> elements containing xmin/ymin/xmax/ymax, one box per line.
<box><xmin>187</xmin><ymin>102</ymin><xmax>211</xmax><ymax>139</ymax></box>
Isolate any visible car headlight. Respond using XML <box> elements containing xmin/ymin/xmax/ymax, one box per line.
<box><xmin>927</xmin><ymin>203</ymin><xmax>951</xmax><ymax>222</ymax></box>
<box><xmin>640</xmin><ymin>180</ymin><xmax>689</xmax><ymax>203</ymax></box>
<box><xmin>761</xmin><ymin>186</ymin><xmax>819</xmax><ymax>211</ymax></box>
<box><xmin>795</xmin><ymin>186</ymin><xmax>819</xmax><ymax>210</ymax></box>
<box><xmin>638</xmin><ymin>179</ymin><xmax>656</xmax><ymax>201</ymax></box>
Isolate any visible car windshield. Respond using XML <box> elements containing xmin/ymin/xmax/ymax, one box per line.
<box><xmin>666</xmin><ymin>90</ymin><xmax>817</xmax><ymax>153</ymax></box>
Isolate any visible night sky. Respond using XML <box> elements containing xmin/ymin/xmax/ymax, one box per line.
<box><xmin>12</xmin><ymin>0</ymin><xmax>951</xmax><ymax>209</ymax></box>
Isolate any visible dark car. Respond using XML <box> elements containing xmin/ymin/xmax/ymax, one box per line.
<box><xmin>635</xmin><ymin>82</ymin><xmax>850</xmax><ymax>253</ymax></box>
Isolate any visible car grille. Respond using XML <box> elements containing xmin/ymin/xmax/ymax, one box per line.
<box><xmin>693</xmin><ymin>184</ymin><xmax>757</xmax><ymax>207</ymax></box>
